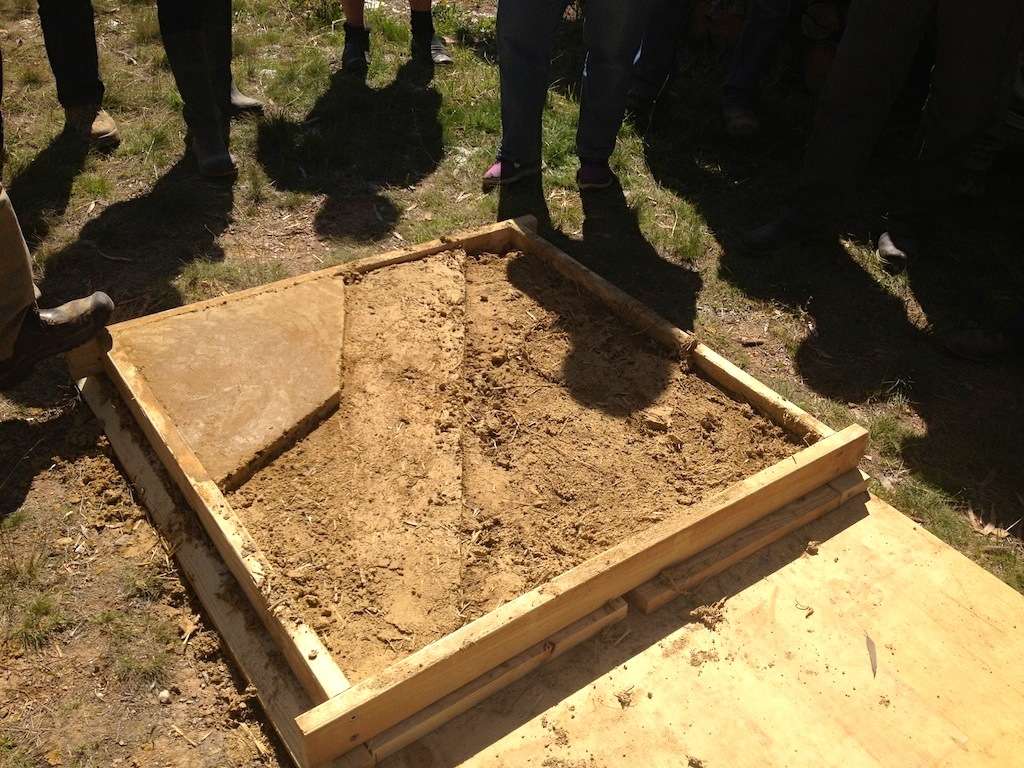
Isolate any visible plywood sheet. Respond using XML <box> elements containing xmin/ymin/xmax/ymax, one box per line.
<box><xmin>381</xmin><ymin>494</ymin><xmax>1024</xmax><ymax>768</ymax></box>
<box><xmin>112</xmin><ymin>276</ymin><xmax>346</xmax><ymax>487</ymax></box>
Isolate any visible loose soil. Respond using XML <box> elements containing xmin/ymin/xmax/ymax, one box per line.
<box><xmin>229</xmin><ymin>249</ymin><xmax>798</xmax><ymax>681</ymax></box>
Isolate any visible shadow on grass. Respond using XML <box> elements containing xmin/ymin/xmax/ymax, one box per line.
<box><xmin>255</xmin><ymin>58</ymin><xmax>443</xmax><ymax>243</ymax></box>
<box><xmin>498</xmin><ymin>175</ymin><xmax>702</xmax><ymax>415</ymax></box>
<box><xmin>7</xmin><ymin>131</ymin><xmax>90</xmax><ymax>251</ymax></box>
<box><xmin>643</xmin><ymin>69</ymin><xmax>1024</xmax><ymax>529</ymax></box>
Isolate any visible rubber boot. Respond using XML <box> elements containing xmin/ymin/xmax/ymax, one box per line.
<box><xmin>162</xmin><ymin>31</ymin><xmax>236</xmax><ymax>178</ymax></box>
<box><xmin>201</xmin><ymin>11</ymin><xmax>264</xmax><ymax>117</ymax></box>
<box><xmin>342</xmin><ymin>22</ymin><xmax>371</xmax><ymax>78</ymax></box>
<box><xmin>0</xmin><ymin>292</ymin><xmax>114</xmax><ymax>390</ymax></box>
<box><xmin>230</xmin><ymin>82</ymin><xmax>264</xmax><ymax>116</ymax></box>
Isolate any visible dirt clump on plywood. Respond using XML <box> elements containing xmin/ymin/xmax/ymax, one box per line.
<box><xmin>229</xmin><ymin>249</ymin><xmax>798</xmax><ymax>682</ymax></box>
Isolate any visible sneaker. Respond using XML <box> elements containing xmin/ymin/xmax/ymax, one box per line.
<box><xmin>0</xmin><ymin>292</ymin><xmax>115</xmax><ymax>390</ymax></box>
<box><xmin>64</xmin><ymin>105</ymin><xmax>120</xmax><ymax>150</ymax></box>
<box><xmin>722</xmin><ymin>103</ymin><xmax>760</xmax><ymax>139</ymax></box>
<box><xmin>576</xmin><ymin>161</ymin><xmax>615</xmax><ymax>190</ymax></box>
<box><xmin>342</xmin><ymin>23</ymin><xmax>371</xmax><ymax>77</ymax></box>
<box><xmin>412</xmin><ymin>34</ymin><xmax>454</xmax><ymax>66</ymax></box>
<box><xmin>481</xmin><ymin>160</ymin><xmax>540</xmax><ymax>191</ymax></box>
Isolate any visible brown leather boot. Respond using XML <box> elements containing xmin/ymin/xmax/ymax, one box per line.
<box><xmin>64</xmin><ymin>105</ymin><xmax>120</xmax><ymax>150</ymax></box>
<box><xmin>0</xmin><ymin>292</ymin><xmax>114</xmax><ymax>389</ymax></box>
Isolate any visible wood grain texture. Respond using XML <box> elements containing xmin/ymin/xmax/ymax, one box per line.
<box><xmin>297</xmin><ymin>426</ymin><xmax>868</xmax><ymax>765</ymax></box>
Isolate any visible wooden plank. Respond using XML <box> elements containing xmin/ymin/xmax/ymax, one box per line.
<box><xmin>101</xmin><ymin>349</ymin><xmax>350</xmax><ymax>704</ymax></box>
<box><xmin>296</xmin><ymin>425</ymin><xmax>868</xmax><ymax>765</ymax></box>
<box><xmin>76</xmin><ymin>375</ymin><xmax>366</xmax><ymax>768</ymax></box>
<box><xmin>104</xmin><ymin>218</ymin><xmax>525</xmax><ymax>336</ymax></box>
<box><xmin>365</xmin><ymin>598</ymin><xmax>628</xmax><ymax>764</ymax></box>
<box><xmin>691</xmin><ymin>343</ymin><xmax>833</xmax><ymax>441</ymax></box>
<box><xmin>625</xmin><ymin>466</ymin><xmax>869</xmax><ymax>614</ymax></box>
<box><xmin>507</xmin><ymin>222</ymin><xmax>696</xmax><ymax>357</ymax></box>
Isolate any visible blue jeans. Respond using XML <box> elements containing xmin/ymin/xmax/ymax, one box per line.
<box><xmin>497</xmin><ymin>0</ymin><xmax>654</xmax><ymax>166</ymax></box>
<box><xmin>722</xmin><ymin>0</ymin><xmax>792</xmax><ymax>108</ymax></box>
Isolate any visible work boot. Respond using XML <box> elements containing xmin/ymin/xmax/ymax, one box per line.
<box><xmin>722</xmin><ymin>102</ymin><xmax>760</xmax><ymax>139</ymax></box>
<box><xmin>230</xmin><ymin>81</ymin><xmax>264</xmax><ymax>116</ymax></box>
<box><xmin>342</xmin><ymin>23</ymin><xmax>371</xmax><ymax>78</ymax></box>
<box><xmin>742</xmin><ymin>205</ymin><xmax>829</xmax><ymax>255</ymax></box>
<box><xmin>64</xmin><ymin>104</ymin><xmax>120</xmax><ymax>150</ymax></box>
<box><xmin>0</xmin><ymin>292</ymin><xmax>114</xmax><ymax>390</ymax></box>
<box><xmin>876</xmin><ymin>230</ymin><xmax>915</xmax><ymax>275</ymax></box>
<box><xmin>410</xmin><ymin>10</ymin><xmax>453</xmax><ymax>66</ymax></box>
<box><xmin>576</xmin><ymin>161</ymin><xmax>616</xmax><ymax>191</ymax></box>
<box><xmin>162</xmin><ymin>31</ymin><xmax>236</xmax><ymax>178</ymax></box>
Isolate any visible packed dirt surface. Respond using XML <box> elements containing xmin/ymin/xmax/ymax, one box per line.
<box><xmin>230</xmin><ymin>250</ymin><xmax>799</xmax><ymax>681</ymax></box>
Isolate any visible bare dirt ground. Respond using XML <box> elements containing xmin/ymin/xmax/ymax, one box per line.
<box><xmin>230</xmin><ymin>249</ymin><xmax>796</xmax><ymax>682</ymax></box>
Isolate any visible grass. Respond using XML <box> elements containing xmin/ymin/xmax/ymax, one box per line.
<box><xmin>0</xmin><ymin>0</ymin><xmax>1020</xmax><ymax>608</ymax></box>
<box><xmin>94</xmin><ymin>609</ymin><xmax>175</xmax><ymax>685</ymax></box>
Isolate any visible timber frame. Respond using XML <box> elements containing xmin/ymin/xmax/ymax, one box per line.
<box><xmin>72</xmin><ymin>216</ymin><xmax>869</xmax><ymax>767</ymax></box>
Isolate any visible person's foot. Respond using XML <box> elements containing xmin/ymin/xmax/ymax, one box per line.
<box><xmin>229</xmin><ymin>82</ymin><xmax>264</xmax><ymax>116</ymax></box>
<box><xmin>342</xmin><ymin>22</ymin><xmax>371</xmax><ymax>77</ymax></box>
<box><xmin>743</xmin><ymin>206</ymin><xmax>828</xmax><ymax>255</ymax></box>
<box><xmin>189</xmin><ymin>132</ymin><xmax>237</xmax><ymax>178</ymax></box>
<box><xmin>481</xmin><ymin>160</ymin><xmax>541</xmax><ymax>191</ymax></box>
<box><xmin>64</xmin><ymin>105</ymin><xmax>120</xmax><ymax>150</ymax></box>
<box><xmin>938</xmin><ymin>326</ymin><xmax>1012</xmax><ymax>361</ymax></box>
<box><xmin>876</xmin><ymin>230</ymin><xmax>916</xmax><ymax>275</ymax></box>
<box><xmin>412</xmin><ymin>34</ymin><xmax>454</xmax><ymax>66</ymax></box>
<box><xmin>0</xmin><ymin>292</ymin><xmax>115</xmax><ymax>390</ymax></box>
<box><xmin>722</xmin><ymin>103</ymin><xmax>760</xmax><ymax>139</ymax></box>
<box><xmin>576</xmin><ymin>161</ymin><xmax>615</xmax><ymax>191</ymax></box>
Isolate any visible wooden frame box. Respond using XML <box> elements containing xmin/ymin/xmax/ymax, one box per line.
<box><xmin>74</xmin><ymin>217</ymin><xmax>867</xmax><ymax>767</ymax></box>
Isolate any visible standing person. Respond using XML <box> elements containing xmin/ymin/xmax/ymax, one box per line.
<box><xmin>626</xmin><ymin>0</ymin><xmax>691</xmax><ymax>126</ymax></box>
<box><xmin>157</xmin><ymin>0</ymin><xmax>264</xmax><ymax>178</ymax></box>
<box><xmin>341</xmin><ymin>0</ymin><xmax>454</xmax><ymax>76</ymax></box>
<box><xmin>745</xmin><ymin>0</ymin><xmax>1024</xmax><ymax>273</ymax></box>
<box><xmin>0</xmin><ymin>51</ymin><xmax>114</xmax><ymax>390</ymax></box>
<box><xmin>482</xmin><ymin>0</ymin><xmax>655</xmax><ymax>192</ymax></box>
<box><xmin>37</xmin><ymin>0</ymin><xmax>119</xmax><ymax>148</ymax></box>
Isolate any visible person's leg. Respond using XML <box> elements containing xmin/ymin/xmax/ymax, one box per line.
<box><xmin>0</xmin><ymin>186</ymin><xmax>37</xmax><ymax>363</ymax></box>
<box><xmin>409</xmin><ymin>0</ymin><xmax>454</xmax><ymax>65</ymax></box>
<box><xmin>721</xmin><ymin>0</ymin><xmax>792</xmax><ymax>137</ymax></box>
<box><xmin>199</xmin><ymin>0</ymin><xmax>263</xmax><ymax>116</ymax></box>
<box><xmin>745</xmin><ymin>0</ymin><xmax>934</xmax><ymax>252</ymax></box>
<box><xmin>37</xmin><ymin>0</ymin><xmax>119</xmax><ymax>147</ymax></box>
<box><xmin>628</xmin><ymin>0</ymin><xmax>691</xmax><ymax>120</ymax></box>
<box><xmin>158</xmin><ymin>0</ymin><xmax>236</xmax><ymax>177</ymax></box>
<box><xmin>576</xmin><ymin>0</ymin><xmax>655</xmax><ymax>183</ymax></box>
<box><xmin>483</xmin><ymin>0</ymin><xmax>566</xmax><ymax>188</ymax></box>
<box><xmin>341</xmin><ymin>0</ymin><xmax>371</xmax><ymax>75</ymax></box>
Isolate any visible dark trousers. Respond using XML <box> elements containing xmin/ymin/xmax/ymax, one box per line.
<box><xmin>799</xmin><ymin>0</ymin><xmax>1024</xmax><ymax>218</ymax></box>
<box><xmin>722</xmin><ymin>0</ymin><xmax>791</xmax><ymax>108</ymax></box>
<box><xmin>497</xmin><ymin>0</ymin><xmax>654</xmax><ymax>165</ymax></box>
<box><xmin>37</xmin><ymin>0</ymin><xmax>104</xmax><ymax>108</ymax></box>
<box><xmin>631</xmin><ymin>0</ymin><xmax>691</xmax><ymax>103</ymax></box>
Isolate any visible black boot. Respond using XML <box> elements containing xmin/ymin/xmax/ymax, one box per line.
<box><xmin>0</xmin><ymin>292</ymin><xmax>114</xmax><ymax>389</ymax></box>
<box><xmin>742</xmin><ymin>205</ymin><xmax>831</xmax><ymax>255</ymax></box>
<box><xmin>410</xmin><ymin>10</ymin><xmax>453</xmax><ymax>66</ymax></box>
<box><xmin>876</xmin><ymin>231</ymin><xmax>915</xmax><ymax>275</ymax></box>
<box><xmin>201</xmin><ymin>10</ymin><xmax>264</xmax><ymax>117</ymax></box>
<box><xmin>162</xmin><ymin>31</ymin><xmax>236</xmax><ymax>178</ymax></box>
<box><xmin>342</xmin><ymin>22</ymin><xmax>371</xmax><ymax>78</ymax></box>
